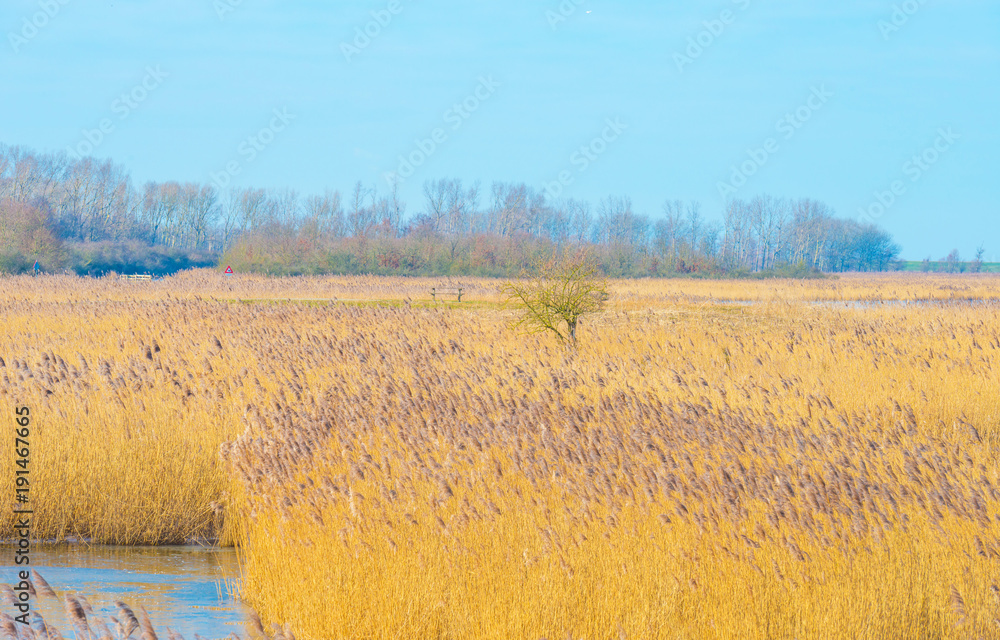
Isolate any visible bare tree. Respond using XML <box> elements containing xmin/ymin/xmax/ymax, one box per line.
<box><xmin>236</xmin><ymin>187</ymin><xmax>269</xmax><ymax>236</ymax></box>
<box><xmin>943</xmin><ymin>249</ymin><xmax>962</xmax><ymax>273</ymax></box>
<box><xmin>722</xmin><ymin>199</ymin><xmax>752</xmax><ymax>270</ymax></box>
<box><xmin>446</xmin><ymin>179</ymin><xmax>479</xmax><ymax>236</ymax></box>
<box><xmin>656</xmin><ymin>200</ymin><xmax>687</xmax><ymax>269</ymax></box>
<box><xmin>0</xmin><ymin>140</ymin><xmax>912</xmax><ymax>276</ymax></box>
<box><xmin>488</xmin><ymin>182</ymin><xmax>530</xmax><ymax>237</ymax></box>
<box><xmin>348</xmin><ymin>181</ymin><xmax>376</xmax><ymax>237</ymax></box>
<box><xmin>543</xmin><ymin>201</ymin><xmax>571</xmax><ymax>245</ymax></box>
<box><xmin>596</xmin><ymin>196</ymin><xmax>647</xmax><ymax>248</ymax></box>
<box><xmin>385</xmin><ymin>182</ymin><xmax>405</xmax><ymax>237</ymax></box>
<box><xmin>189</xmin><ymin>185</ymin><xmax>219</xmax><ymax>249</ymax></box>
<box><xmin>220</xmin><ymin>188</ymin><xmax>244</xmax><ymax>252</ymax></box>
<box><xmin>423</xmin><ymin>179</ymin><xmax>448</xmax><ymax>233</ymax></box>
<box><xmin>568</xmin><ymin>199</ymin><xmax>592</xmax><ymax>244</ymax></box>
<box><xmin>970</xmin><ymin>245</ymin><xmax>986</xmax><ymax>273</ymax></box>
<box><xmin>303</xmin><ymin>189</ymin><xmax>345</xmax><ymax>243</ymax></box>
<box><xmin>747</xmin><ymin>195</ymin><xmax>788</xmax><ymax>271</ymax></box>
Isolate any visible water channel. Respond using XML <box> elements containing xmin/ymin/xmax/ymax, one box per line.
<box><xmin>2</xmin><ymin>545</ymin><xmax>249</xmax><ymax>638</ymax></box>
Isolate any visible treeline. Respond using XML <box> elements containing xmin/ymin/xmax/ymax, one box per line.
<box><xmin>914</xmin><ymin>248</ymin><xmax>990</xmax><ymax>274</ymax></box>
<box><xmin>0</xmin><ymin>143</ymin><xmax>901</xmax><ymax>276</ymax></box>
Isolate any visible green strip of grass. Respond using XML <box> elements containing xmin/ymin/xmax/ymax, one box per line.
<box><xmin>216</xmin><ymin>298</ymin><xmax>511</xmax><ymax>311</ymax></box>
<box><xmin>896</xmin><ymin>262</ymin><xmax>1000</xmax><ymax>273</ymax></box>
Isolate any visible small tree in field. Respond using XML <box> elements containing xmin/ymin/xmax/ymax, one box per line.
<box><xmin>971</xmin><ymin>245</ymin><xmax>986</xmax><ymax>273</ymax></box>
<box><xmin>500</xmin><ymin>253</ymin><xmax>609</xmax><ymax>345</ymax></box>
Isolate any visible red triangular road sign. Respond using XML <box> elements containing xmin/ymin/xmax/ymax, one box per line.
<box><xmin>224</xmin><ymin>266</ymin><xmax>234</xmax><ymax>274</ymax></box>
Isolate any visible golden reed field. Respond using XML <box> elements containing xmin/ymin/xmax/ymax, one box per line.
<box><xmin>4</xmin><ymin>271</ymin><xmax>1000</xmax><ymax>639</ymax></box>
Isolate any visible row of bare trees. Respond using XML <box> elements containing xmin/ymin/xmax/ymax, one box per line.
<box><xmin>721</xmin><ymin>196</ymin><xmax>899</xmax><ymax>272</ymax></box>
<box><xmin>0</xmin><ymin>143</ymin><xmax>900</xmax><ymax>274</ymax></box>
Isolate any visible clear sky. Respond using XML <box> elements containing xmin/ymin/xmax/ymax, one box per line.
<box><xmin>3</xmin><ymin>0</ymin><xmax>997</xmax><ymax>259</ymax></box>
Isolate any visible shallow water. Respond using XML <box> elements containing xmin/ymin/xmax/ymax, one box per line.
<box><xmin>2</xmin><ymin>545</ymin><xmax>249</xmax><ymax>638</ymax></box>
<box><xmin>711</xmin><ymin>298</ymin><xmax>1000</xmax><ymax>308</ymax></box>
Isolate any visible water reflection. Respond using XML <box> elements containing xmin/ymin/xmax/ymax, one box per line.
<box><xmin>2</xmin><ymin>545</ymin><xmax>248</xmax><ymax>639</ymax></box>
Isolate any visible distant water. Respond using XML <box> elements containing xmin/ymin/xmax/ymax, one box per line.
<box><xmin>2</xmin><ymin>545</ymin><xmax>249</xmax><ymax>639</ymax></box>
<box><xmin>712</xmin><ymin>298</ymin><xmax>1000</xmax><ymax>308</ymax></box>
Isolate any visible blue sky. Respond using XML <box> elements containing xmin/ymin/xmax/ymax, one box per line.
<box><xmin>2</xmin><ymin>0</ymin><xmax>997</xmax><ymax>259</ymax></box>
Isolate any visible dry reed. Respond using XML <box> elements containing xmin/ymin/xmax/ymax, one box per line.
<box><xmin>3</xmin><ymin>273</ymin><xmax>1000</xmax><ymax>638</ymax></box>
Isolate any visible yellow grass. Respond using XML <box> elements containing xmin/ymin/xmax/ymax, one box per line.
<box><xmin>5</xmin><ymin>270</ymin><xmax>1000</xmax><ymax>304</ymax></box>
<box><xmin>3</xmin><ymin>272</ymin><xmax>1000</xmax><ymax>637</ymax></box>
<box><xmin>224</xmin><ymin>292</ymin><xmax>1000</xmax><ymax>638</ymax></box>
<box><xmin>0</xmin><ymin>297</ymin><xmax>244</xmax><ymax>543</ymax></box>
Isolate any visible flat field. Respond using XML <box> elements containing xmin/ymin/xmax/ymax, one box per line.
<box><xmin>3</xmin><ymin>271</ymin><xmax>1000</xmax><ymax>639</ymax></box>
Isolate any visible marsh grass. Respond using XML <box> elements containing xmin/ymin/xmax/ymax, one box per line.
<box><xmin>3</xmin><ymin>273</ymin><xmax>1000</xmax><ymax>637</ymax></box>
<box><xmin>223</xmin><ymin>295</ymin><xmax>1000</xmax><ymax>639</ymax></box>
